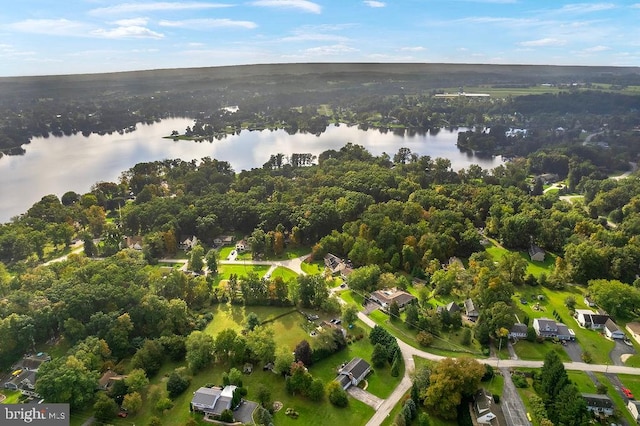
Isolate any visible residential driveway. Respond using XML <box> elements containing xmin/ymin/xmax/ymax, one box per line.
<box><xmin>234</xmin><ymin>400</ymin><xmax>258</xmax><ymax>424</ymax></box>
<box><xmin>500</xmin><ymin>368</ymin><xmax>531</xmax><ymax>426</ymax></box>
<box><xmin>563</xmin><ymin>340</ymin><xmax>601</xmax><ymax>386</ymax></box>
<box><xmin>610</xmin><ymin>340</ymin><xmax>636</xmax><ymax>366</ymax></box>
<box><xmin>347</xmin><ymin>386</ymin><xmax>383</xmax><ymax>410</ymax></box>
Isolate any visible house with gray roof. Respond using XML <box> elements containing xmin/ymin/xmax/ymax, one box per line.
<box><xmin>336</xmin><ymin>357</ymin><xmax>371</xmax><ymax>390</ymax></box>
<box><xmin>464</xmin><ymin>298</ymin><xmax>479</xmax><ymax>321</ymax></box>
<box><xmin>604</xmin><ymin>318</ymin><xmax>625</xmax><ymax>340</ymax></box>
<box><xmin>437</xmin><ymin>301</ymin><xmax>460</xmax><ymax>315</ymax></box>
<box><xmin>509</xmin><ymin>323</ymin><xmax>528</xmax><ymax>339</ymax></box>
<box><xmin>190</xmin><ymin>385</ymin><xmax>237</xmax><ymax>416</ymax></box>
<box><xmin>533</xmin><ymin>317</ymin><xmax>575</xmax><ymax>341</ymax></box>
<box><xmin>582</xmin><ymin>393</ymin><xmax>614</xmax><ymax>417</ymax></box>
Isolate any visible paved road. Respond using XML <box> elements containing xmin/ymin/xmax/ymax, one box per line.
<box><xmin>500</xmin><ymin>368</ymin><xmax>531</xmax><ymax>426</ymax></box>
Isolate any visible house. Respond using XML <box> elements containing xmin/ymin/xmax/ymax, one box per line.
<box><xmin>584</xmin><ymin>296</ymin><xmax>597</xmax><ymax>307</ymax></box>
<box><xmin>4</xmin><ymin>353</ymin><xmax>50</xmax><ymax>397</ymax></box>
<box><xmin>509</xmin><ymin>323</ymin><xmax>528</xmax><ymax>339</ymax></box>
<box><xmin>214</xmin><ymin>235</ymin><xmax>235</xmax><ymax>246</ymax></box>
<box><xmin>437</xmin><ymin>301</ymin><xmax>460</xmax><ymax>315</ymax></box>
<box><xmin>627</xmin><ymin>400</ymin><xmax>640</xmax><ymax>423</ymax></box>
<box><xmin>464</xmin><ymin>298</ymin><xmax>479</xmax><ymax>321</ymax></box>
<box><xmin>4</xmin><ymin>370</ymin><xmax>36</xmax><ymax>393</ymax></box>
<box><xmin>324</xmin><ymin>253</ymin><xmax>346</xmax><ymax>275</ymax></box>
<box><xmin>370</xmin><ymin>288</ymin><xmax>416</xmax><ymax>310</ymax></box>
<box><xmin>180</xmin><ymin>235</ymin><xmax>198</xmax><ymax>251</ymax></box>
<box><xmin>97</xmin><ymin>370</ymin><xmax>126</xmax><ymax>391</ymax></box>
<box><xmin>626</xmin><ymin>322</ymin><xmax>640</xmax><ymax>345</ymax></box>
<box><xmin>576</xmin><ymin>309</ymin><xmax>609</xmax><ymax>330</ymax></box>
<box><xmin>124</xmin><ymin>236</ymin><xmax>143</xmax><ymax>251</ymax></box>
<box><xmin>190</xmin><ymin>385</ymin><xmax>237</xmax><ymax>416</ymax></box>
<box><xmin>235</xmin><ymin>240</ymin><xmax>247</xmax><ymax>252</ymax></box>
<box><xmin>336</xmin><ymin>357</ymin><xmax>371</xmax><ymax>390</ymax></box>
<box><xmin>582</xmin><ymin>393</ymin><xmax>614</xmax><ymax>417</ymax></box>
<box><xmin>474</xmin><ymin>389</ymin><xmax>497</xmax><ymax>425</ymax></box>
<box><xmin>535</xmin><ymin>173</ymin><xmax>560</xmax><ymax>184</ymax></box>
<box><xmin>528</xmin><ymin>245</ymin><xmax>545</xmax><ymax>262</ymax></box>
<box><xmin>533</xmin><ymin>318</ymin><xmax>575</xmax><ymax>341</ymax></box>
<box><xmin>604</xmin><ymin>318</ymin><xmax>625</xmax><ymax>340</ymax></box>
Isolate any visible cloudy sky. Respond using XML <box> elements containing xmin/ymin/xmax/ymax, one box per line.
<box><xmin>2</xmin><ymin>0</ymin><xmax>639</xmax><ymax>76</ymax></box>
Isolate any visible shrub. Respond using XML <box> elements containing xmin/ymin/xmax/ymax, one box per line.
<box><xmin>581</xmin><ymin>351</ymin><xmax>592</xmax><ymax>363</ymax></box>
<box><xmin>493</xmin><ymin>394</ymin><xmax>500</xmax><ymax>403</ymax></box>
<box><xmin>512</xmin><ymin>375</ymin><xmax>528</xmax><ymax>388</ymax></box>
<box><xmin>327</xmin><ymin>381</ymin><xmax>348</xmax><ymax>407</ymax></box>
<box><xmin>219</xmin><ymin>409</ymin><xmax>234</xmax><ymax>423</ymax></box>
<box><xmin>416</xmin><ymin>331</ymin><xmax>434</xmax><ymax>347</ymax></box>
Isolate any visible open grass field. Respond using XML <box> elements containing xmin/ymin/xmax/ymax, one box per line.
<box><xmin>484</xmin><ymin>239</ymin><xmax>556</xmax><ymax>278</ymax></box>
<box><xmin>0</xmin><ymin>390</ymin><xmax>22</xmax><ymax>404</ymax></box>
<box><xmin>511</xmin><ymin>340</ymin><xmax>571</xmax><ymax>362</ymax></box>
<box><xmin>269</xmin><ymin>266</ymin><xmax>299</xmax><ymax>281</ymax></box>
<box><xmin>567</xmin><ymin>371</ymin><xmax>597</xmax><ymax>393</ymax></box>
<box><xmin>301</xmin><ymin>259</ymin><xmax>324</xmax><ymax>275</ymax></box>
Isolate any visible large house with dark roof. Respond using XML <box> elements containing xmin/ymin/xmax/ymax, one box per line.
<box><xmin>583</xmin><ymin>393</ymin><xmax>614</xmax><ymax>417</ymax></box>
<box><xmin>464</xmin><ymin>298</ymin><xmax>479</xmax><ymax>321</ymax></box>
<box><xmin>335</xmin><ymin>357</ymin><xmax>371</xmax><ymax>390</ymax></box>
<box><xmin>533</xmin><ymin>318</ymin><xmax>575</xmax><ymax>341</ymax></box>
<box><xmin>576</xmin><ymin>309</ymin><xmax>610</xmax><ymax>330</ymax></box>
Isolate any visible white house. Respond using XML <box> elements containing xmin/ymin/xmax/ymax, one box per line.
<box><xmin>528</xmin><ymin>245</ymin><xmax>545</xmax><ymax>262</ymax></box>
<box><xmin>190</xmin><ymin>385</ymin><xmax>237</xmax><ymax>416</ymax></box>
<box><xmin>628</xmin><ymin>400</ymin><xmax>640</xmax><ymax>423</ymax></box>
<box><xmin>235</xmin><ymin>240</ymin><xmax>247</xmax><ymax>252</ymax></box>
<box><xmin>626</xmin><ymin>322</ymin><xmax>640</xmax><ymax>345</ymax></box>
<box><xmin>576</xmin><ymin>309</ymin><xmax>609</xmax><ymax>330</ymax></box>
<box><xmin>336</xmin><ymin>358</ymin><xmax>371</xmax><ymax>390</ymax></box>
<box><xmin>604</xmin><ymin>319</ymin><xmax>625</xmax><ymax>340</ymax></box>
<box><xmin>474</xmin><ymin>389</ymin><xmax>497</xmax><ymax>425</ymax></box>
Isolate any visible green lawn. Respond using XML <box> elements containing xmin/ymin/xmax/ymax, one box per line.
<box><xmin>301</xmin><ymin>259</ymin><xmax>324</xmax><ymax>275</ymax></box>
<box><xmin>269</xmin><ymin>266</ymin><xmax>299</xmax><ymax>281</ymax></box>
<box><xmin>0</xmin><ymin>390</ymin><xmax>22</xmax><ymax>404</ymax></box>
<box><xmin>625</xmin><ymin>354</ymin><xmax>640</xmax><ymax>367</ymax></box>
<box><xmin>484</xmin><ymin>239</ymin><xmax>556</xmax><ymax>278</ymax></box>
<box><xmin>511</xmin><ymin>340</ymin><xmax>570</xmax><ymax>362</ymax></box>
<box><xmin>567</xmin><ymin>371</ymin><xmax>597</xmax><ymax>393</ymax></box>
<box><xmin>99</xmin><ymin>307</ymin><xmax>376</xmax><ymax>426</ymax></box>
<box><xmin>340</xmin><ymin>290</ymin><xmax>365</xmax><ymax>306</ymax></box>
<box><xmin>512</xmin><ymin>285</ymin><xmax>614</xmax><ymax>365</ymax></box>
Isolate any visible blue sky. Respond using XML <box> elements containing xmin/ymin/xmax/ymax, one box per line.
<box><xmin>1</xmin><ymin>1</ymin><xmax>639</xmax><ymax>76</ymax></box>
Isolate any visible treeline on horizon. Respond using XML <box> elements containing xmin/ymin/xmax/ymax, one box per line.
<box><xmin>1</xmin><ymin>63</ymin><xmax>640</xmax><ymax>158</ymax></box>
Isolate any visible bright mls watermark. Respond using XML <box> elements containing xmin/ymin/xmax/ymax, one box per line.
<box><xmin>2</xmin><ymin>404</ymin><xmax>69</xmax><ymax>425</ymax></box>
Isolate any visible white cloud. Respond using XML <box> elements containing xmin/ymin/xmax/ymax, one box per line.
<box><xmin>250</xmin><ymin>0</ymin><xmax>321</xmax><ymax>14</ymax></box>
<box><xmin>303</xmin><ymin>44</ymin><xmax>357</xmax><ymax>56</ymax></box>
<box><xmin>89</xmin><ymin>2</ymin><xmax>232</xmax><ymax>15</ymax></box>
<box><xmin>92</xmin><ymin>25</ymin><xmax>164</xmax><ymax>39</ymax></box>
<box><xmin>363</xmin><ymin>1</ymin><xmax>386</xmax><ymax>8</ymax></box>
<box><xmin>632</xmin><ymin>3</ymin><xmax>640</xmax><ymax>7</ymax></box>
<box><xmin>519</xmin><ymin>38</ymin><xmax>566</xmax><ymax>47</ymax></box>
<box><xmin>113</xmin><ymin>18</ymin><xmax>150</xmax><ymax>26</ymax></box>
<box><xmin>400</xmin><ymin>46</ymin><xmax>425</xmax><ymax>52</ymax></box>
<box><xmin>557</xmin><ymin>3</ymin><xmax>615</xmax><ymax>13</ymax></box>
<box><xmin>159</xmin><ymin>19</ymin><xmax>257</xmax><ymax>29</ymax></box>
<box><xmin>7</xmin><ymin>19</ymin><xmax>93</xmax><ymax>36</ymax></box>
<box><xmin>583</xmin><ymin>45</ymin><xmax>610</xmax><ymax>52</ymax></box>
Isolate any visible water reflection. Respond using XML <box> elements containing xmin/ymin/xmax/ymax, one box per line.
<box><xmin>0</xmin><ymin>118</ymin><xmax>503</xmax><ymax>222</ymax></box>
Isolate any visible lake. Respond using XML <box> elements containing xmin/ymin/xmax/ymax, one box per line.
<box><xmin>0</xmin><ymin>118</ymin><xmax>503</xmax><ymax>222</ymax></box>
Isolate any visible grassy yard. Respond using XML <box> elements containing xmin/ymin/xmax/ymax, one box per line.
<box><xmin>367</xmin><ymin>309</ymin><xmax>483</xmax><ymax>357</ymax></box>
<box><xmin>301</xmin><ymin>259</ymin><xmax>324</xmax><ymax>275</ymax></box>
<box><xmin>91</xmin><ymin>306</ymin><xmax>376</xmax><ymax>426</ymax></box>
<box><xmin>0</xmin><ymin>390</ymin><xmax>22</xmax><ymax>404</ymax></box>
<box><xmin>511</xmin><ymin>340</ymin><xmax>570</xmax><ymax>362</ymax></box>
<box><xmin>512</xmin><ymin>285</ymin><xmax>615</xmax><ymax>365</ymax></box>
<box><xmin>484</xmin><ymin>239</ymin><xmax>556</xmax><ymax>278</ymax></box>
<box><xmin>269</xmin><ymin>266</ymin><xmax>299</xmax><ymax>281</ymax></box>
<box><xmin>567</xmin><ymin>371</ymin><xmax>597</xmax><ymax>392</ymax></box>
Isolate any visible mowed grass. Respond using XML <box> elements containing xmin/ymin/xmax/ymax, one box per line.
<box><xmin>0</xmin><ymin>390</ymin><xmax>22</xmax><ymax>404</ymax></box>
<box><xmin>204</xmin><ymin>304</ymin><xmax>307</xmax><ymax>349</ymax></box>
<box><xmin>269</xmin><ymin>266</ymin><xmax>298</xmax><ymax>281</ymax></box>
<box><xmin>511</xmin><ymin>340</ymin><xmax>570</xmax><ymax>362</ymax></box>
<box><xmin>102</xmin><ymin>306</ymin><xmax>376</xmax><ymax>426</ymax></box>
<box><xmin>301</xmin><ymin>259</ymin><xmax>324</xmax><ymax>275</ymax></box>
<box><xmin>594</xmin><ymin>373</ymin><xmax>637</xmax><ymax>425</ymax></box>
<box><xmin>512</xmin><ymin>285</ymin><xmax>614</xmax><ymax>364</ymax></box>
<box><xmin>484</xmin><ymin>239</ymin><xmax>556</xmax><ymax>278</ymax></box>
<box><xmin>567</xmin><ymin>371</ymin><xmax>597</xmax><ymax>392</ymax></box>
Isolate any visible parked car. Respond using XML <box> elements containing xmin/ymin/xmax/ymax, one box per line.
<box><xmin>622</xmin><ymin>387</ymin><xmax>634</xmax><ymax>399</ymax></box>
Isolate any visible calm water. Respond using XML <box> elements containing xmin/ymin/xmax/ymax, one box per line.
<box><xmin>0</xmin><ymin>118</ymin><xmax>503</xmax><ymax>222</ymax></box>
